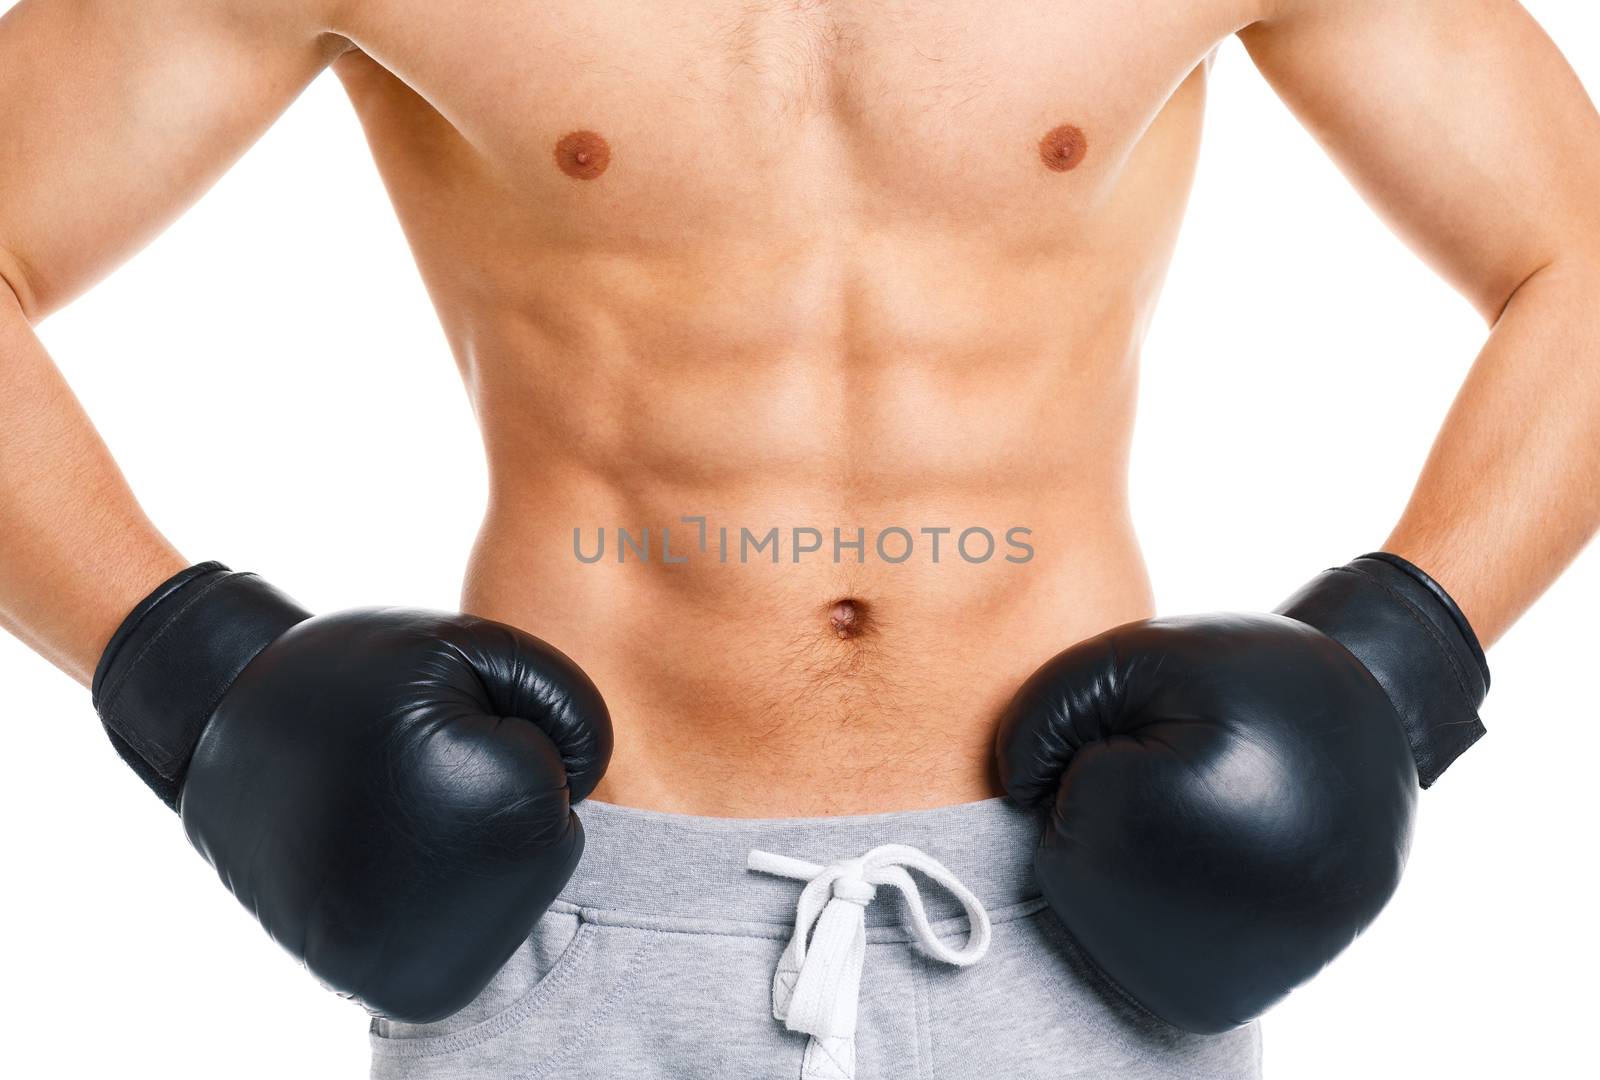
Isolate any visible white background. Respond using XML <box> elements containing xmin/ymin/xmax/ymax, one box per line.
<box><xmin>1</xmin><ymin>3</ymin><xmax>1595</xmax><ymax>1078</ymax></box>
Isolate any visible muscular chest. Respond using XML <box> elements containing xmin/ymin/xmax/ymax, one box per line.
<box><xmin>336</xmin><ymin>0</ymin><xmax>1254</xmax><ymax>247</ymax></box>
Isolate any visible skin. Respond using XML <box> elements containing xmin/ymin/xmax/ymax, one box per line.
<box><xmin>0</xmin><ymin>0</ymin><xmax>1596</xmax><ymax>816</ymax></box>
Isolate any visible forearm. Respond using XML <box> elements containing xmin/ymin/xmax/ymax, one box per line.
<box><xmin>1386</xmin><ymin>255</ymin><xmax>1600</xmax><ymax>647</ymax></box>
<box><xmin>0</xmin><ymin>286</ymin><xmax>187</xmax><ymax>684</ymax></box>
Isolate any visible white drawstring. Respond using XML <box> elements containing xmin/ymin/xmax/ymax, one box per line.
<box><xmin>747</xmin><ymin>843</ymin><xmax>992</xmax><ymax>1070</ymax></box>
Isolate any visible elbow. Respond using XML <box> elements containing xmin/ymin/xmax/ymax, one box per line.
<box><xmin>1482</xmin><ymin>259</ymin><xmax>1552</xmax><ymax>327</ymax></box>
<box><xmin>1482</xmin><ymin>239</ymin><xmax>1600</xmax><ymax>328</ymax></box>
<box><xmin>0</xmin><ymin>244</ymin><xmax>41</xmax><ymax>325</ymax></box>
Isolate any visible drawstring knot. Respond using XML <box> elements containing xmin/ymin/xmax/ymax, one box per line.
<box><xmin>747</xmin><ymin>843</ymin><xmax>991</xmax><ymax>1053</ymax></box>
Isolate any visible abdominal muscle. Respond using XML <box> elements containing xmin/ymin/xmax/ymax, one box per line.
<box><xmin>466</xmin><ymin>513</ymin><xmax>1152</xmax><ymax>817</ymax></box>
<box><xmin>456</xmin><ymin>307</ymin><xmax>1156</xmax><ymax>817</ymax></box>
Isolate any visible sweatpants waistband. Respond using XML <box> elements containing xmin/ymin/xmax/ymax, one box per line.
<box><xmin>559</xmin><ymin>797</ymin><xmax>1045</xmax><ymax>930</ymax></box>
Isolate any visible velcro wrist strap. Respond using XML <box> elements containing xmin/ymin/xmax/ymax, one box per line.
<box><xmin>92</xmin><ymin>563</ymin><xmax>313</xmax><ymax>809</ymax></box>
<box><xmin>1276</xmin><ymin>553</ymin><xmax>1489</xmax><ymax>788</ymax></box>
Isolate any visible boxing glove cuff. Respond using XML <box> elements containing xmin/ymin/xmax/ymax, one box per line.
<box><xmin>92</xmin><ymin>562</ymin><xmax>312</xmax><ymax>809</ymax></box>
<box><xmin>1277</xmin><ymin>552</ymin><xmax>1489</xmax><ymax>788</ymax></box>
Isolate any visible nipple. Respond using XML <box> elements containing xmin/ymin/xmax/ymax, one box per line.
<box><xmin>829</xmin><ymin>598</ymin><xmax>868</xmax><ymax>640</ymax></box>
<box><xmin>1039</xmin><ymin>124</ymin><xmax>1088</xmax><ymax>172</ymax></box>
<box><xmin>555</xmin><ymin>130</ymin><xmax>611</xmax><ymax>180</ymax></box>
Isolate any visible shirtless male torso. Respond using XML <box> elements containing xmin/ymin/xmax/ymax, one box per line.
<box><xmin>333</xmin><ymin>0</ymin><xmax>1225</xmax><ymax>816</ymax></box>
<box><xmin>3</xmin><ymin>1</ymin><xmax>1598</xmax><ymax>1076</ymax></box>
<box><xmin>5</xmin><ymin>0</ymin><xmax>1596</xmax><ymax>814</ymax></box>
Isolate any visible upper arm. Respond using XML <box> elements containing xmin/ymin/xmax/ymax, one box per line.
<box><xmin>1239</xmin><ymin>0</ymin><xmax>1600</xmax><ymax>322</ymax></box>
<box><xmin>0</xmin><ymin>0</ymin><xmax>349</xmax><ymax>320</ymax></box>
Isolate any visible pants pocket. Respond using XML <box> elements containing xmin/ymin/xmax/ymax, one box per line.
<box><xmin>368</xmin><ymin>907</ymin><xmax>599</xmax><ymax>1067</ymax></box>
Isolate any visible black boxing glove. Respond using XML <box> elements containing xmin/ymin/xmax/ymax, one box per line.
<box><xmin>91</xmin><ymin>562</ymin><xmax>612</xmax><ymax>1024</ymax></box>
<box><xmin>995</xmin><ymin>553</ymin><xmax>1488</xmax><ymax>1034</ymax></box>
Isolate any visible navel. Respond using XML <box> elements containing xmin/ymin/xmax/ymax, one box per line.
<box><xmin>828</xmin><ymin>597</ymin><xmax>870</xmax><ymax>641</ymax></box>
<box><xmin>554</xmin><ymin>130</ymin><xmax>611</xmax><ymax>180</ymax></box>
<box><xmin>1039</xmin><ymin>124</ymin><xmax>1088</xmax><ymax>172</ymax></box>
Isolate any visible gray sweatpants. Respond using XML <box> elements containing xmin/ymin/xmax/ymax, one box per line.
<box><xmin>369</xmin><ymin>798</ymin><xmax>1263</xmax><ymax>1079</ymax></box>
